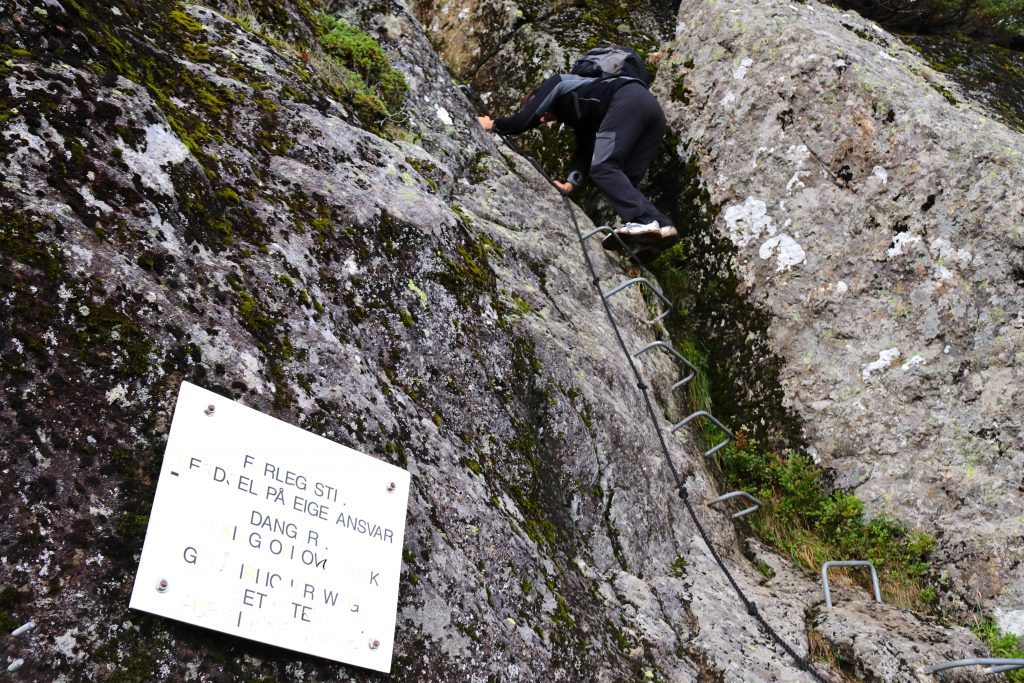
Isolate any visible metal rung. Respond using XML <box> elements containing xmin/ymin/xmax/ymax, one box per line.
<box><xmin>10</xmin><ymin>621</ymin><xmax>35</xmax><ymax>636</ymax></box>
<box><xmin>603</xmin><ymin>278</ymin><xmax>671</xmax><ymax>324</ymax></box>
<box><xmin>990</xmin><ymin>663</ymin><xmax>1024</xmax><ymax>673</ymax></box>
<box><xmin>633</xmin><ymin>341</ymin><xmax>697</xmax><ymax>390</ymax></box>
<box><xmin>707</xmin><ymin>491</ymin><xmax>762</xmax><ymax>518</ymax></box>
<box><xmin>580</xmin><ymin>225</ymin><xmax>614</xmax><ymax>242</ymax></box>
<box><xmin>821</xmin><ymin>561</ymin><xmax>882</xmax><ymax>608</ymax></box>
<box><xmin>923</xmin><ymin>658</ymin><xmax>1024</xmax><ymax>674</ymax></box>
<box><xmin>668</xmin><ymin>411</ymin><xmax>733</xmax><ymax>457</ymax></box>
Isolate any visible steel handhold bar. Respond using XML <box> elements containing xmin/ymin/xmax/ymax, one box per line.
<box><xmin>821</xmin><ymin>560</ymin><xmax>882</xmax><ymax>608</ymax></box>
<box><xmin>707</xmin><ymin>491</ymin><xmax>762</xmax><ymax>518</ymax></box>
<box><xmin>603</xmin><ymin>277</ymin><xmax>671</xmax><ymax>324</ymax></box>
<box><xmin>668</xmin><ymin>411</ymin><xmax>734</xmax><ymax>458</ymax></box>
<box><xmin>633</xmin><ymin>341</ymin><xmax>697</xmax><ymax>390</ymax></box>
<box><xmin>922</xmin><ymin>658</ymin><xmax>1024</xmax><ymax>674</ymax></box>
<box><xmin>989</xmin><ymin>662</ymin><xmax>1024</xmax><ymax>673</ymax></box>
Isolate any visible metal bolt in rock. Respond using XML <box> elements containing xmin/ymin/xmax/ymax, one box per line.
<box><xmin>669</xmin><ymin>411</ymin><xmax>734</xmax><ymax>458</ymax></box>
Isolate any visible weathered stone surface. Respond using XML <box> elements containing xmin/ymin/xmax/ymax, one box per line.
<box><xmin>0</xmin><ymin>0</ymin><xmax>808</xmax><ymax>679</ymax></box>
<box><xmin>658</xmin><ymin>0</ymin><xmax>1024</xmax><ymax>619</ymax></box>
<box><xmin>0</xmin><ymin>0</ymin><xmax>1016</xmax><ymax>680</ymax></box>
<box><xmin>811</xmin><ymin>600</ymin><xmax>987</xmax><ymax>682</ymax></box>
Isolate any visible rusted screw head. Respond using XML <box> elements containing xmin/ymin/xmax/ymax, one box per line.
<box><xmin>157</xmin><ymin>579</ymin><xmax>169</xmax><ymax>593</ymax></box>
<box><xmin>204</xmin><ymin>404</ymin><xmax>215</xmax><ymax>415</ymax></box>
<box><xmin>369</xmin><ymin>638</ymin><xmax>380</xmax><ymax>650</ymax></box>
<box><xmin>386</xmin><ymin>482</ymin><xmax>396</xmax><ymax>492</ymax></box>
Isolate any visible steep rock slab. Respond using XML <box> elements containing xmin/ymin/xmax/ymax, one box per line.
<box><xmin>660</xmin><ymin>0</ymin><xmax>1024</xmax><ymax>618</ymax></box>
<box><xmin>0</xmin><ymin>0</ymin><xmax>831</xmax><ymax>680</ymax></box>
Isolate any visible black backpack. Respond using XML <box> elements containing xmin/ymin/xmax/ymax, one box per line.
<box><xmin>570</xmin><ymin>44</ymin><xmax>649</xmax><ymax>87</ymax></box>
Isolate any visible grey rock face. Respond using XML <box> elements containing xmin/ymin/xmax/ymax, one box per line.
<box><xmin>811</xmin><ymin>600</ymin><xmax>987</xmax><ymax>682</ymax></box>
<box><xmin>0</xmin><ymin>0</ymin><xmax>1009</xmax><ymax>681</ymax></box>
<box><xmin>659</xmin><ymin>0</ymin><xmax>1024</xmax><ymax>623</ymax></box>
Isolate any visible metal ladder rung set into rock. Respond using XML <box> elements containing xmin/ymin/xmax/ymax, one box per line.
<box><xmin>707</xmin><ymin>491</ymin><xmax>762</xmax><ymax>518</ymax></box>
<box><xmin>820</xmin><ymin>561</ymin><xmax>882</xmax><ymax>608</ymax></box>
<box><xmin>633</xmin><ymin>341</ymin><xmax>696</xmax><ymax>390</ymax></box>
<box><xmin>923</xmin><ymin>658</ymin><xmax>1024</xmax><ymax>674</ymax></box>
<box><xmin>602</xmin><ymin>277</ymin><xmax>671</xmax><ymax>324</ymax></box>
<box><xmin>669</xmin><ymin>411</ymin><xmax>733</xmax><ymax>457</ymax></box>
<box><xmin>7</xmin><ymin>620</ymin><xmax>36</xmax><ymax>673</ymax></box>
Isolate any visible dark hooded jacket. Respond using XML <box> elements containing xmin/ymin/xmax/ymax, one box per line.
<box><xmin>493</xmin><ymin>74</ymin><xmax>641</xmax><ymax>186</ymax></box>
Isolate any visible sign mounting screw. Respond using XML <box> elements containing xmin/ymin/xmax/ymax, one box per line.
<box><xmin>205</xmin><ymin>404</ymin><xmax>215</xmax><ymax>416</ymax></box>
<box><xmin>387</xmin><ymin>482</ymin><xmax>396</xmax><ymax>492</ymax></box>
<box><xmin>369</xmin><ymin>639</ymin><xmax>380</xmax><ymax>650</ymax></box>
<box><xmin>157</xmin><ymin>579</ymin><xmax>169</xmax><ymax>593</ymax></box>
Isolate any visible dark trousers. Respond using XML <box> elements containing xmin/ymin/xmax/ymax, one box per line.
<box><xmin>590</xmin><ymin>83</ymin><xmax>671</xmax><ymax>227</ymax></box>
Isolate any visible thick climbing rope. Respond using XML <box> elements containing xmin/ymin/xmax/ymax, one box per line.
<box><xmin>471</xmin><ymin>91</ymin><xmax>827</xmax><ymax>680</ymax></box>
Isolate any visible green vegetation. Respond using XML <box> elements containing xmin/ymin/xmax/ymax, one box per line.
<box><xmin>712</xmin><ymin>437</ymin><xmax>935</xmax><ymax>607</ymax></box>
<box><xmin>972</xmin><ymin>618</ymin><xmax>1024</xmax><ymax>681</ymax></box>
<box><xmin>315</xmin><ymin>14</ymin><xmax>408</xmax><ymax>129</ymax></box>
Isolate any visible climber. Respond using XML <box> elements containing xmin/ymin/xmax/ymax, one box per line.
<box><xmin>477</xmin><ymin>71</ymin><xmax>676</xmax><ymax>247</ymax></box>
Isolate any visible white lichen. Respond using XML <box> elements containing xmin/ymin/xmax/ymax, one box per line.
<box><xmin>723</xmin><ymin>196</ymin><xmax>775</xmax><ymax>247</ymax></box>
<box><xmin>435</xmin><ymin>106</ymin><xmax>453</xmax><ymax>126</ymax></box>
<box><xmin>118</xmin><ymin>124</ymin><xmax>191</xmax><ymax>197</ymax></box>
<box><xmin>759</xmin><ymin>234</ymin><xmax>806</xmax><ymax>271</ymax></box>
<box><xmin>862</xmin><ymin>348</ymin><xmax>901</xmax><ymax>379</ymax></box>
<box><xmin>106</xmin><ymin>384</ymin><xmax>128</xmax><ymax>405</ymax></box>
<box><xmin>784</xmin><ymin>144</ymin><xmax>810</xmax><ymax>165</ymax></box>
<box><xmin>887</xmin><ymin>232</ymin><xmax>922</xmax><ymax>257</ymax></box>
<box><xmin>786</xmin><ymin>170</ymin><xmax>810</xmax><ymax>194</ymax></box>
<box><xmin>995</xmin><ymin>607</ymin><xmax>1024</xmax><ymax>637</ymax></box>
<box><xmin>733</xmin><ymin>57</ymin><xmax>753</xmax><ymax>80</ymax></box>
<box><xmin>901</xmin><ymin>354</ymin><xmax>925</xmax><ymax>370</ymax></box>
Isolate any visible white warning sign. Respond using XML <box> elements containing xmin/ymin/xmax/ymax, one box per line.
<box><xmin>130</xmin><ymin>382</ymin><xmax>410</xmax><ymax>672</ymax></box>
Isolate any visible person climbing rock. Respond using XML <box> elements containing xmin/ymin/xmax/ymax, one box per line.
<box><xmin>478</xmin><ymin>64</ymin><xmax>676</xmax><ymax>248</ymax></box>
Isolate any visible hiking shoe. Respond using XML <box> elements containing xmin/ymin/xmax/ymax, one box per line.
<box><xmin>616</xmin><ymin>220</ymin><xmax>661</xmax><ymax>238</ymax></box>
